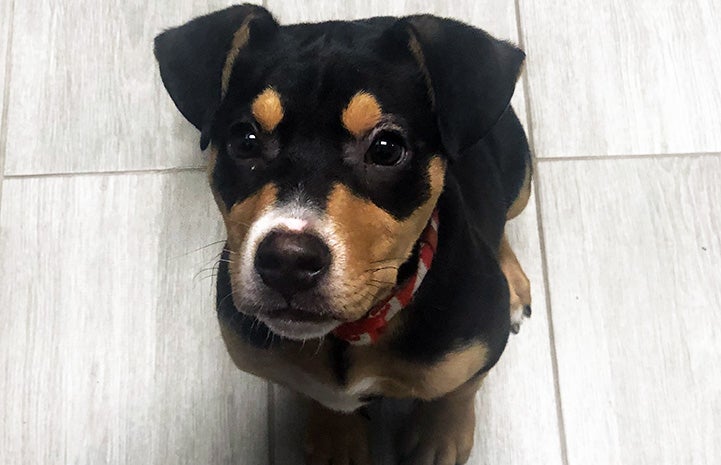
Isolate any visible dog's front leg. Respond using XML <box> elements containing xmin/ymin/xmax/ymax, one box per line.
<box><xmin>397</xmin><ymin>374</ymin><xmax>484</xmax><ymax>465</ymax></box>
<box><xmin>304</xmin><ymin>401</ymin><xmax>372</xmax><ymax>465</ymax></box>
<box><xmin>499</xmin><ymin>233</ymin><xmax>532</xmax><ymax>334</ymax></box>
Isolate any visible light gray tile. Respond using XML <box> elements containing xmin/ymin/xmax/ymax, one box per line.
<box><xmin>538</xmin><ymin>156</ymin><xmax>721</xmax><ymax>465</ymax></box>
<box><xmin>519</xmin><ymin>0</ymin><xmax>721</xmax><ymax>157</ymax></box>
<box><xmin>0</xmin><ymin>171</ymin><xmax>269</xmax><ymax>465</ymax></box>
<box><xmin>271</xmin><ymin>194</ymin><xmax>563</xmax><ymax>464</ymax></box>
<box><xmin>468</xmin><ymin>193</ymin><xmax>564</xmax><ymax>465</ymax></box>
<box><xmin>0</xmin><ymin>0</ymin><xmax>12</xmax><ymax>122</ymax></box>
<box><xmin>266</xmin><ymin>0</ymin><xmax>519</xmax><ymax>39</ymax></box>
<box><xmin>0</xmin><ymin>0</ymin><xmax>13</xmax><ymax>190</ymax></box>
<box><xmin>3</xmin><ymin>1</ymin><xmax>261</xmax><ymax>175</ymax></box>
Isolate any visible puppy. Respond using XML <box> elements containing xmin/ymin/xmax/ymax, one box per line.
<box><xmin>155</xmin><ymin>4</ymin><xmax>532</xmax><ymax>464</ymax></box>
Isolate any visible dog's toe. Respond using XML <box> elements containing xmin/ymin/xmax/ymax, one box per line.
<box><xmin>397</xmin><ymin>401</ymin><xmax>475</xmax><ymax>465</ymax></box>
<box><xmin>304</xmin><ymin>404</ymin><xmax>372</xmax><ymax>465</ymax></box>
<box><xmin>510</xmin><ymin>301</ymin><xmax>531</xmax><ymax>335</ymax></box>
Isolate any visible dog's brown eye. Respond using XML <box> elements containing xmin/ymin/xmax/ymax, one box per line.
<box><xmin>227</xmin><ymin>122</ymin><xmax>260</xmax><ymax>159</ymax></box>
<box><xmin>366</xmin><ymin>132</ymin><xmax>407</xmax><ymax>166</ymax></box>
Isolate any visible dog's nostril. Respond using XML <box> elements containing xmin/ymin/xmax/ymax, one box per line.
<box><xmin>297</xmin><ymin>254</ymin><xmax>326</xmax><ymax>275</ymax></box>
<box><xmin>254</xmin><ymin>231</ymin><xmax>331</xmax><ymax>297</ymax></box>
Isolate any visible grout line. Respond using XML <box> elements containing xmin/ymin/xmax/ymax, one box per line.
<box><xmin>3</xmin><ymin>149</ymin><xmax>717</xmax><ymax>182</ymax></box>
<box><xmin>267</xmin><ymin>383</ymin><xmax>276</xmax><ymax>465</ymax></box>
<box><xmin>3</xmin><ymin>166</ymin><xmax>205</xmax><ymax>180</ymax></box>
<box><xmin>514</xmin><ymin>1</ymin><xmax>571</xmax><ymax>465</ymax></box>
<box><xmin>0</xmin><ymin>0</ymin><xmax>16</xmax><ymax>217</ymax></box>
<box><xmin>4</xmin><ymin>150</ymin><xmax>717</xmax><ymax>181</ymax></box>
<box><xmin>537</xmin><ymin>151</ymin><xmax>721</xmax><ymax>163</ymax></box>
<box><xmin>530</xmin><ymin>161</ymin><xmax>571</xmax><ymax>465</ymax></box>
<box><xmin>513</xmin><ymin>2</ymin><xmax>535</xmax><ymax>154</ymax></box>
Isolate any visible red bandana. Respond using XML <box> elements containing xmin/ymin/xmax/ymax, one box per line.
<box><xmin>332</xmin><ymin>209</ymin><xmax>440</xmax><ymax>345</ymax></box>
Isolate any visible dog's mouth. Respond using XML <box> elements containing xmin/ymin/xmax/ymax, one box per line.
<box><xmin>256</xmin><ymin>306</ymin><xmax>340</xmax><ymax>340</ymax></box>
<box><xmin>267</xmin><ymin>306</ymin><xmax>333</xmax><ymax>324</ymax></box>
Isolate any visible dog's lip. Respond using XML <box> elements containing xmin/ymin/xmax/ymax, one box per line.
<box><xmin>267</xmin><ymin>307</ymin><xmax>333</xmax><ymax>324</ymax></box>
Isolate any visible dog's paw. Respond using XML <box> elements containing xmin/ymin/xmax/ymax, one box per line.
<box><xmin>506</xmin><ymin>265</ymin><xmax>531</xmax><ymax>335</ymax></box>
<box><xmin>510</xmin><ymin>303</ymin><xmax>532</xmax><ymax>335</ymax></box>
<box><xmin>398</xmin><ymin>400</ymin><xmax>476</xmax><ymax>465</ymax></box>
<box><xmin>304</xmin><ymin>405</ymin><xmax>372</xmax><ymax>465</ymax></box>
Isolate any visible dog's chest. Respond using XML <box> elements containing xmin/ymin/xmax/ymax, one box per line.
<box><xmin>267</xmin><ymin>342</ymin><xmax>487</xmax><ymax>412</ymax></box>
<box><xmin>222</xmin><ymin>322</ymin><xmax>488</xmax><ymax>411</ymax></box>
<box><xmin>260</xmin><ymin>346</ymin><xmax>399</xmax><ymax>412</ymax></box>
<box><xmin>278</xmin><ymin>366</ymin><xmax>382</xmax><ymax>412</ymax></box>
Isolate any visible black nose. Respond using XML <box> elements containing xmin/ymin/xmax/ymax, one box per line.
<box><xmin>254</xmin><ymin>231</ymin><xmax>331</xmax><ymax>297</ymax></box>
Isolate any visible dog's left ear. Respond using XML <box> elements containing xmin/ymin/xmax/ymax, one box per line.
<box><xmin>154</xmin><ymin>4</ymin><xmax>279</xmax><ymax>149</ymax></box>
<box><xmin>400</xmin><ymin>16</ymin><xmax>525</xmax><ymax>158</ymax></box>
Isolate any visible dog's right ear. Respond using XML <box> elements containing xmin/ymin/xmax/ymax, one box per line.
<box><xmin>154</xmin><ymin>4</ymin><xmax>279</xmax><ymax>149</ymax></box>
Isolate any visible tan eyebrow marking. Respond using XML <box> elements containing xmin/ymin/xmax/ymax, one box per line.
<box><xmin>341</xmin><ymin>91</ymin><xmax>382</xmax><ymax>138</ymax></box>
<box><xmin>408</xmin><ymin>34</ymin><xmax>436</xmax><ymax>109</ymax></box>
<box><xmin>251</xmin><ymin>87</ymin><xmax>284</xmax><ymax>132</ymax></box>
<box><xmin>221</xmin><ymin>15</ymin><xmax>256</xmax><ymax>98</ymax></box>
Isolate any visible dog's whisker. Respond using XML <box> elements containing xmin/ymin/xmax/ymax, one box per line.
<box><xmin>364</xmin><ymin>266</ymin><xmax>399</xmax><ymax>273</ymax></box>
<box><xmin>369</xmin><ymin>278</ymin><xmax>396</xmax><ymax>286</ymax></box>
<box><xmin>191</xmin><ymin>252</ymin><xmax>228</xmax><ymax>281</ymax></box>
<box><xmin>313</xmin><ymin>338</ymin><xmax>325</xmax><ymax>356</ymax></box>
<box><xmin>216</xmin><ymin>288</ymin><xmax>244</xmax><ymax>313</ymax></box>
<box><xmin>229</xmin><ymin>219</ymin><xmax>254</xmax><ymax>229</ymax></box>
<box><xmin>170</xmin><ymin>240</ymin><xmax>227</xmax><ymax>260</ymax></box>
<box><xmin>368</xmin><ymin>257</ymin><xmax>406</xmax><ymax>265</ymax></box>
<box><xmin>193</xmin><ymin>265</ymin><xmax>221</xmax><ymax>282</ymax></box>
<box><xmin>196</xmin><ymin>273</ymin><xmax>220</xmax><ymax>283</ymax></box>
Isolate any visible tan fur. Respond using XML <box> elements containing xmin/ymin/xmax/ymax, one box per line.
<box><xmin>220</xmin><ymin>314</ymin><xmax>489</xmax><ymax>403</ymax></box>
<box><xmin>207</xmin><ymin>148</ymin><xmax>228</xmax><ymax>217</ymax></box>
<box><xmin>341</xmin><ymin>92</ymin><xmax>383</xmax><ymax>137</ymax></box>
<box><xmin>221</xmin><ymin>17</ymin><xmax>254</xmax><ymax>98</ymax></box>
<box><xmin>301</xmin><ymin>364</ymin><xmax>486</xmax><ymax>465</ymax></box>
<box><xmin>408</xmin><ymin>34</ymin><xmax>436</xmax><ymax>109</ymax></box>
<box><xmin>506</xmin><ymin>163</ymin><xmax>532</xmax><ymax>220</ymax></box>
<box><xmin>347</xmin><ymin>342</ymin><xmax>489</xmax><ymax>401</ymax></box>
<box><xmin>304</xmin><ymin>402</ymin><xmax>372</xmax><ymax>465</ymax></box>
<box><xmin>222</xmin><ymin>183</ymin><xmax>279</xmax><ymax>252</ymax></box>
<box><xmin>399</xmin><ymin>375</ymin><xmax>485</xmax><ymax>464</ymax></box>
<box><xmin>251</xmin><ymin>87</ymin><xmax>284</xmax><ymax>132</ymax></box>
<box><xmin>499</xmin><ymin>233</ymin><xmax>531</xmax><ymax>311</ymax></box>
<box><xmin>325</xmin><ymin>157</ymin><xmax>446</xmax><ymax>320</ymax></box>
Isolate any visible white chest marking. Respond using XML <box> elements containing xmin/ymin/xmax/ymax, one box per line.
<box><xmin>276</xmin><ymin>366</ymin><xmax>380</xmax><ymax>413</ymax></box>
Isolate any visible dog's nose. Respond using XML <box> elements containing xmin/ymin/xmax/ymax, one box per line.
<box><xmin>254</xmin><ymin>231</ymin><xmax>331</xmax><ymax>297</ymax></box>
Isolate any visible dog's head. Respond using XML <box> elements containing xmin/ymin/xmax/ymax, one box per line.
<box><xmin>155</xmin><ymin>4</ymin><xmax>524</xmax><ymax>340</ymax></box>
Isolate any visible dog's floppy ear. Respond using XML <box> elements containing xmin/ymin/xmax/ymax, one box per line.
<box><xmin>401</xmin><ymin>16</ymin><xmax>525</xmax><ymax>158</ymax></box>
<box><xmin>154</xmin><ymin>4</ymin><xmax>278</xmax><ymax>149</ymax></box>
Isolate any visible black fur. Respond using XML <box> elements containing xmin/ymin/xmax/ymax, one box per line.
<box><xmin>401</xmin><ymin>15</ymin><xmax>526</xmax><ymax>157</ymax></box>
<box><xmin>154</xmin><ymin>4</ymin><xmax>278</xmax><ymax>148</ymax></box>
<box><xmin>156</xmin><ymin>5</ymin><xmax>529</xmax><ymax>369</ymax></box>
<box><xmin>210</xmin><ymin>16</ymin><xmax>441</xmax><ymax>219</ymax></box>
<box><xmin>216</xmin><ymin>249</ymin><xmax>274</xmax><ymax>349</ymax></box>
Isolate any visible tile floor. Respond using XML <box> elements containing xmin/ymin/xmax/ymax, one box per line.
<box><xmin>0</xmin><ymin>1</ymin><xmax>719</xmax><ymax>464</ymax></box>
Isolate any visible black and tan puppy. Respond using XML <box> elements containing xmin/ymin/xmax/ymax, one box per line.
<box><xmin>155</xmin><ymin>4</ymin><xmax>532</xmax><ymax>464</ymax></box>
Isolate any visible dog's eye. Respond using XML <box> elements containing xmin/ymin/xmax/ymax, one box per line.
<box><xmin>227</xmin><ymin>123</ymin><xmax>260</xmax><ymax>159</ymax></box>
<box><xmin>365</xmin><ymin>132</ymin><xmax>407</xmax><ymax>167</ymax></box>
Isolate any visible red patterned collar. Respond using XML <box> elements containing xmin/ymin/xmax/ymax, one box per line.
<box><xmin>332</xmin><ymin>209</ymin><xmax>440</xmax><ymax>345</ymax></box>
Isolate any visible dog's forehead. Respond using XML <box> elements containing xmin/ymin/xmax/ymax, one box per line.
<box><xmin>223</xmin><ymin>20</ymin><xmax>425</xmax><ymax>124</ymax></box>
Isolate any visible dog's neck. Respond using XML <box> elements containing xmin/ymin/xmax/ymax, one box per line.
<box><xmin>332</xmin><ymin>209</ymin><xmax>440</xmax><ymax>345</ymax></box>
